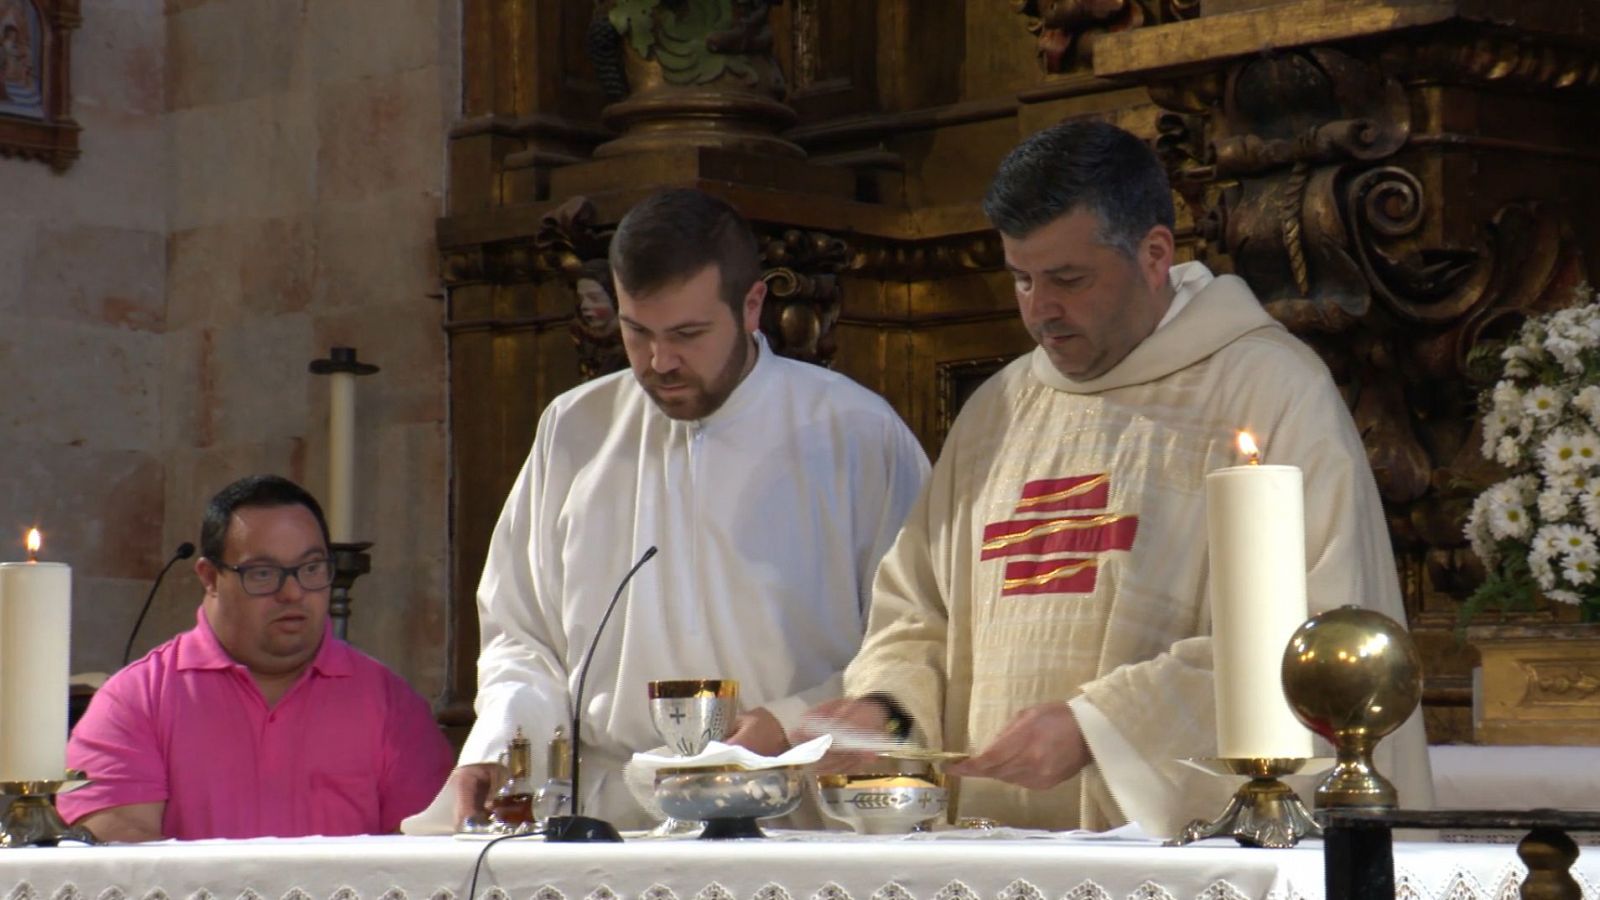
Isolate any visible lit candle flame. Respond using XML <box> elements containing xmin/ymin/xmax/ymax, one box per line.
<box><xmin>25</xmin><ymin>527</ymin><xmax>41</xmax><ymax>562</ymax></box>
<box><xmin>1236</xmin><ymin>431</ymin><xmax>1261</xmax><ymax>465</ymax></box>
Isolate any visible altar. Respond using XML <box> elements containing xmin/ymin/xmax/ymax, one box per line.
<box><xmin>4</xmin><ymin>833</ymin><xmax>1596</xmax><ymax>900</ymax></box>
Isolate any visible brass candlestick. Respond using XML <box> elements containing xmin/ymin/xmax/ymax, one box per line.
<box><xmin>1281</xmin><ymin>606</ymin><xmax>1422</xmax><ymax>810</ymax></box>
<box><xmin>0</xmin><ymin>771</ymin><xmax>98</xmax><ymax>847</ymax></box>
<box><xmin>1170</xmin><ymin>757</ymin><xmax>1323</xmax><ymax>848</ymax></box>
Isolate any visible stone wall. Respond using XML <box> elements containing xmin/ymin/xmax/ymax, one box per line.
<box><xmin>0</xmin><ymin>0</ymin><xmax>458</xmax><ymax>704</ymax></box>
<box><xmin>0</xmin><ymin>0</ymin><xmax>168</xmax><ymax>677</ymax></box>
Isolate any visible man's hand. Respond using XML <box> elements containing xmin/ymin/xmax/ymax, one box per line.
<box><xmin>793</xmin><ymin>696</ymin><xmax>894</xmax><ymax>772</ymax></box>
<box><xmin>945</xmin><ymin>702</ymin><xmax>1090</xmax><ymax>790</ymax></box>
<box><xmin>448</xmin><ymin>762</ymin><xmax>507</xmax><ymax>826</ymax></box>
<box><xmin>724</xmin><ymin>706</ymin><xmax>790</xmax><ymax>757</ymax></box>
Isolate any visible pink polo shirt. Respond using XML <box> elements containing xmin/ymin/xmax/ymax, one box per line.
<box><xmin>59</xmin><ymin>609</ymin><xmax>452</xmax><ymax>840</ymax></box>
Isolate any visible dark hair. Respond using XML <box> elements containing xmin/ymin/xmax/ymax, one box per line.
<box><xmin>981</xmin><ymin>119</ymin><xmax>1175</xmax><ymax>258</ymax></box>
<box><xmin>200</xmin><ymin>475</ymin><xmax>331</xmax><ymax>563</ymax></box>
<box><xmin>609</xmin><ymin>189</ymin><xmax>762</xmax><ymax>315</ymax></box>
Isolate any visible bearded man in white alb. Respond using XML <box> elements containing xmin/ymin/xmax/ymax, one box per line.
<box><xmin>808</xmin><ymin>120</ymin><xmax>1433</xmax><ymax>834</ymax></box>
<box><xmin>434</xmin><ymin>188</ymin><xmax>929</xmax><ymax>830</ymax></box>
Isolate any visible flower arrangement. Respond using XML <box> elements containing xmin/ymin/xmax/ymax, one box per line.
<box><xmin>1464</xmin><ymin>287</ymin><xmax>1600</xmax><ymax>623</ymax></box>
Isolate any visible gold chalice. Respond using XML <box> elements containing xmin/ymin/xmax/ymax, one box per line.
<box><xmin>644</xmin><ymin>679</ymin><xmax>739</xmax><ymax>837</ymax></box>
<box><xmin>1281</xmin><ymin>606</ymin><xmax>1421</xmax><ymax>810</ymax></box>
<box><xmin>647</xmin><ymin>679</ymin><xmax>739</xmax><ymax>757</ymax></box>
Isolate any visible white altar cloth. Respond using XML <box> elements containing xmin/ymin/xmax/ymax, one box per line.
<box><xmin>4</xmin><ymin>833</ymin><xmax>1599</xmax><ymax>900</ymax></box>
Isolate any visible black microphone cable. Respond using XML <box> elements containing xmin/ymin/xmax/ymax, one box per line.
<box><xmin>122</xmin><ymin>542</ymin><xmax>196</xmax><ymax>667</ymax></box>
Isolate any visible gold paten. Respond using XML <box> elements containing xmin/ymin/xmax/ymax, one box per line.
<box><xmin>816</xmin><ymin>772</ymin><xmax>946</xmax><ymax>790</ymax></box>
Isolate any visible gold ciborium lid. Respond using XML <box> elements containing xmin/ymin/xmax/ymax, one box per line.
<box><xmin>1281</xmin><ymin>606</ymin><xmax>1421</xmax><ymax>810</ymax></box>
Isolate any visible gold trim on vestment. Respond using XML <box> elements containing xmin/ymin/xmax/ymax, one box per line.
<box><xmin>1012</xmin><ymin>474</ymin><xmax>1108</xmax><ymax>508</ymax></box>
<box><xmin>1001</xmin><ymin>558</ymin><xmax>1099</xmax><ymax>589</ymax></box>
<box><xmin>981</xmin><ymin>513</ymin><xmax>1131</xmax><ymax>551</ymax></box>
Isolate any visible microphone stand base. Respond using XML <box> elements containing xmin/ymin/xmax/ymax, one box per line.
<box><xmin>543</xmin><ymin>815</ymin><xmax>624</xmax><ymax>843</ymax></box>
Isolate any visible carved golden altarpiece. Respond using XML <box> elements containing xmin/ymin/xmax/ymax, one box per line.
<box><xmin>438</xmin><ymin>0</ymin><xmax>1600</xmax><ymax>746</ymax></box>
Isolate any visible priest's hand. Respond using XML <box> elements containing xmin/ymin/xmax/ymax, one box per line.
<box><xmin>725</xmin><ymin>706</ymin><xmax>790</xmax><ymax>757</ymax></box>
<box><xmin>946</xmin><ymin>702</ymin><xmax>1090</xmax><ymax>790</ymax></box>
<box><xmin>448</xmin><ymin>762</ymin><xmax>507</xmax><ymax>826</ymax></box>
<box><xmin>793</xmin><ymin>697</ymin><xmax>892</xmax><ymax>772</ymax></box>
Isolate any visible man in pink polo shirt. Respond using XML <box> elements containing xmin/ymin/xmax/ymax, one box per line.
<box><xmin>59</xmin><ymin>475</ymin><xmax>453</xmax><ymax>842</ymax></box>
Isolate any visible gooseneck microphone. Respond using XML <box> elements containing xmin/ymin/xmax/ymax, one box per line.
<box><xmin>545</xmin><ymin>544</ymin><xmax>659</xmax><ymax>843</ymax></box>
<box><xmin>122</xmin><ymin>542</ymin><xmax>197</xmax><ymax>667</ymax></box>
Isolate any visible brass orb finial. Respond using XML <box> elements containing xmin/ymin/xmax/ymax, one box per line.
<box><xmin>1281</xmin><ymin>606</ymin><xmax>1421</xmax><ymax>810</ymax></box>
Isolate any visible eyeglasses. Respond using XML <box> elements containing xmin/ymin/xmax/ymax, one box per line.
<box><xmin>215</xmin><ymin>558</ymin><xmax>334</xmax><ymax>596</ymax></box>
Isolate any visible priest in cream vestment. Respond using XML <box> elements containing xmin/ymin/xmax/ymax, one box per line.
<box><xmin>831</xmin><ymin>121</ymin><xmax>1434</xmax><ymax>835</ymax></box>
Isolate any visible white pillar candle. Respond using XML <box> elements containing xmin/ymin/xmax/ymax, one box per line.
<box><xmin>327</xmin><ymin>370</ymin><xmax>356</xmax><ymax>543</ymax></box>
<box><xmin>1206</xmin><ymin>437</ymin><xmax>1314</xmax><ymax>760</ymax></box>
<box><xmin>0</xmin><ymin>535</ymin><xmax>72</xmax><ymax>781</ymax></box>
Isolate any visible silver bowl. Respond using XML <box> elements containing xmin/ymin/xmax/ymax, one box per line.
<box><xmin>653</xmin><ymin>765</ymin><xmax>804</xmax><ymax>839</ymax></box>
<box><xmin>816</xmin><ymin>773</ymin><xmax>947</xmax><ymax>835</ymax></box>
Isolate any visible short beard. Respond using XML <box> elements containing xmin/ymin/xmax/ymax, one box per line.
<box><xmin>643</xmin><ymin>330</ymin><xmax>753</xmax><ymax>421</ymax></box>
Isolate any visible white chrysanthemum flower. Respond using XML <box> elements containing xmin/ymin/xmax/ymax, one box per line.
<box><xmin>1495</xmin><ymin>436</ymin><xmax>1521</xmax><ymax>466</ymax></box>
<box><xmin>1524</xmin><ymin>385</ymin><xmax>1566</xmax><ymax>421</ymax></box>
<box><xmin>1533</xmin><ymin>525</ymin><xmax>1565</xmax><ymax>555</ymax></box>
<box><xmin>1492</xmin><ymin>380</ymin><xmax>1523</xmax><ymax>412</ymax></box>
<box><xmin>1538</xmin><ymin>487</ymin><xmax>1573</xmax><ymax>520</ymax></box>
<box><xmin>1519</xmin><ymin>319</ymin><xmax>1546</xmax><ymax>350</ymax></box>
<box><xmin>1575</xmin><ymin>386</ymin><xmax>1600</xmax><ymax>427</ymax></box>
<box><xmin>1547</xmin><ymin>337</ymin><xmax>1586</xmax><ymax>374</ymax></box>
<box><xmin>1502</xmin><ymin>344</ymin><xmax>1535</xmax><ymax>378</ymax></box>
<box><xmin>1509</xmin><ymin>474</ymin><xmax>1540</xmax><ymax>499</ymax></box>
<box><xmin>1548</xmin><ymin>524</ymin><xmax>1596</xmax><ymax>556</ymax></box>
<box><xmin>1581</xmin><ymin>492</ymin><xmax>1600</xmax><ymax>533</ymax></box>
<box><xmin>1570</xmin><ymin>428</ymin><xmax>1600</xmax><ymax>469</ymax></box>
<box><xmin>1563</xmin><ymin>553</ymin><xmax>1598</xmax><ymax>586</ymax></box>
<box><xmin>1466</xmin><ymin>494</ymin><xmax>1497</xmax><ymax>566</ymax></box>
<box><xmin>1541</xmin><ymin>430</ymin><xmax>1585</xmax><ymax>474</ymax></box>
<box><xmin>1547</xmin><ymin>589</ymin><xmax>1583</xmax><ymax>606</ymax></box>
<box><xmin>1531</xmin><ymin>551</ymin><xmax>1558</xmax><ymax>591</ymax></box>
<box><xmin>1482</xmin><ymin>420</ymin><xmax>1505</xmax><ymax>458</ymax></box>
<box><xmin>1488</xmin><ymin>499</ymin><xmax>1533</xmax><ymax>541</ymax></box>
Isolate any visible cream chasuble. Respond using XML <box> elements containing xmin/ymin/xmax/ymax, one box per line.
<box><xmin>457</xmin><ymin>334</ymin><xmax>929</xmax><ymax>829</ymax></box>
<box><xmin>845</xmin><ymin>262</ymin><xmax>1434</xmax><ymax>835</ymax></box>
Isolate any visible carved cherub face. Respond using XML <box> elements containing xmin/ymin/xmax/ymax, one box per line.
<box><xmin>576</xmin><ymin>277</ymin><xmax>618</xmax><ymax>331</ymax></box>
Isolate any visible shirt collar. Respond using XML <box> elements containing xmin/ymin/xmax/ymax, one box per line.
<box><xmin>1152</xmin><ymin>261</ymin><xmax>1214</xmax><ymax>333</ymax></box>
<box><xmin>177</xmin><ymin>605</ymin><xmax>353</xmax><ymax>677</ymax></box>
